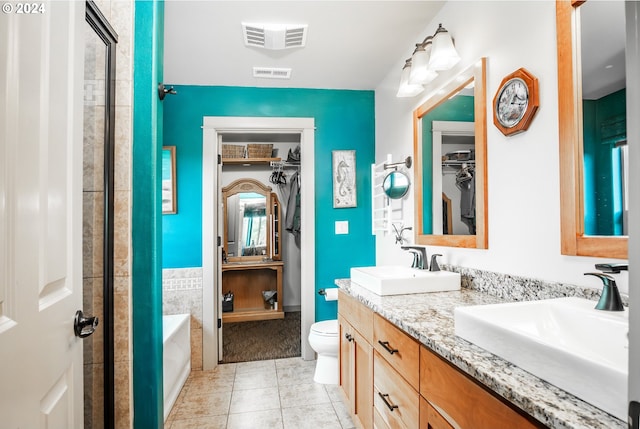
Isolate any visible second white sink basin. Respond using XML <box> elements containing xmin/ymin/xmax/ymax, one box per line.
<box><xmin>350</xmin><ymin>265</ymin><xmax>460</xmax><ymax>296</ymax></box>
<box><xmin>454</xmin><ymin>297</ymin><xmax>628</xmax><ymax>421</ymax></box>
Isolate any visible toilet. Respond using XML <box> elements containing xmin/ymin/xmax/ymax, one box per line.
<box><xmin>308</xmin><ymin>319</ymin><xmax>339</xmax><ymax>384</ymax></box>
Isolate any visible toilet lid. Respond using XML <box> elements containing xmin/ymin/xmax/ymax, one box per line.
<box><xmin>311</xmin><ymin>319</ymin><xmax>338</xmax><ymax>336</ymax></box>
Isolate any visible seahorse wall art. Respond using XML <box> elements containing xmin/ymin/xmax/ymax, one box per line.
<box><xmin>332</xmin><ymin>150</ymin><xmax>356</xmax><ymax>208</ymax></box>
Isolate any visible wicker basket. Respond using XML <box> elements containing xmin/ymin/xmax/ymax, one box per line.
<box><xmin>247</xmin><ymin>144</ymin><xmax>273</xmax><ymax>158</ymax></box>
<box><xmin>222</xmin><ymin>144</ymin><xmax>246</xmax><ymax>159</ymax></box>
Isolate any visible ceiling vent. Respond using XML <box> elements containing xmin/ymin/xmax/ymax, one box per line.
<box><xmin>242</xmin><ymin>23</ymin><xmax>308</xmax><ymax>50</ymax></box>
<box><xmin>252</xmin><ymin>67</ymin><xmax>292</xmax><ymax>79</ymax></box>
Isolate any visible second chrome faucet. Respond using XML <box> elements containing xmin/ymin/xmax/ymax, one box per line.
<box><xmin>401</xmin><ymin>246</ymin><xmax>442</xmax><ymax>272</ymax></box>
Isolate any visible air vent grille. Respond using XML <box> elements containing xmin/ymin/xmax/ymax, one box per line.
<box><xmin>242</xmin><ymin>23</ymin><xmax>308</xmax><ymax>50</ymax></box>
<box><xmin>252</xmin><ymin>67</ymin><xmax>292</xmax><ymax>79</ymax></box>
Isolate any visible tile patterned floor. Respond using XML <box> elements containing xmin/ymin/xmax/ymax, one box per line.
<box><xmin>164</xmin><ymin>358</ymin><xmax>355</xmax><ymax>429</ymax></box>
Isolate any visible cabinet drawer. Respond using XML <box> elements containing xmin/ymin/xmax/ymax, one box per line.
<box><xmin>338</xmin><ymin>290</ymin><xmax>373</xmax><ymax>343</ymax></box>
<box><xmin>374</xmin><ymin>351</ymin><xmax>419</xmax><ymax>429</ymax></box>
<box><xmin>420</xmin><ymin>346</ymin><xmax>543</xmax><ymax>429</ymax></box>
<box><xmin>374</xmin><ymin>313</ymin><xmax>419</xmax><ymax>390</ymax></box>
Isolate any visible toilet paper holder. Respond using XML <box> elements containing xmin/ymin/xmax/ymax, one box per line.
<box><xmin>318</xmin><ymin>288</ymin><xmax>339</xmax><ymax>301</ymax></box>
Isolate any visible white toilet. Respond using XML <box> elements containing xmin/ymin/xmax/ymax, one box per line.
<box><xmin>308</xmin><ymin>319</ymin><xmax>339</xmax><ymax>384</ymax></box>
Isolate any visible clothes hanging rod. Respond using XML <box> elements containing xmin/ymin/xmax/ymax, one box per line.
<box><xmin>270</xmin><ymin>160</ymin><xmax>300</xmax><ymax>168</ymax></box>
<box><xmin>442</xmin><ymin>160</ymin><xmax>475</xmax><ymax>166</ymax></box>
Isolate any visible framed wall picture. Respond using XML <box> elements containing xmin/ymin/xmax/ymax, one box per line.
<box><xmin>332</xmin><ymin>150</ymin><xmax>356</xmax><ymax>208</ymax></box>
<box><xmin>162</xmin><ymin>146</ymin><xmax>177</xmax><ymax>214</ymax></box>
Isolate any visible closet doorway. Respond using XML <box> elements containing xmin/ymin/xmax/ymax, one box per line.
<box><xmin>202</xmin><ymin>117</ymin><xmax>316</xmax><ymax>370</ymax></box>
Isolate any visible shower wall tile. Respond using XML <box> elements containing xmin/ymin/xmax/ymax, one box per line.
<box><xmin>113</xmin><ymin>190</ymin><xmax>130</xmax><ymax>277</ymax></box>
<box><xmin>94</xmin><ymin>0</ymin><xmax>110</xmax><ymax>17</ymax></box>
<box><xmin>114</xmin><ymin>274</ymin><xmax>130</xmax><ymax>295</ymax></box>
<box><xmin>91</xmin><ymin>363</ymin><xmax>106</xmax><ymax>429</ymax></box>
<box><xmin>82</xmin><ymin>191</ymin><xmax>105</xmax><ymax>279</ymax></box>
<box><xmin>82</xmin><ymin>105</ymin><xmax>105</xmax><ymax>192</ymax></box>
<box><xmin>115</xmin><ymin>80</ymin><xmax>132</xmax><ymax>111</ymax></box>
<box><xmin>191</xmin><ymin>327</ymin><xmax>203</xmax><ymax>371</ymax></box>
<box><xmin>114</xmin><ymin>289</ymin><xmax>130</xmax><ymax>363</ymax></box>
<box><xmin>114</xmin><ymin>107</ymin><xmax>131</xmax><ymax>191</ymax></box>
<box><xmin>114</xmin><ymin>361</ymin><xmax>131</xmax><ymax>426</ymax></box>
<box><xmin>83</xmin><ymin>277</ymin><xmax>104</xmax><ymax>365</ymax></box>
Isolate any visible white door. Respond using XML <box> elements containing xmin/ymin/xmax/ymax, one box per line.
<box><xmin>0</xmin><ymin>2</ymin><xmax>86</xmax><ymax>427</ymax></box>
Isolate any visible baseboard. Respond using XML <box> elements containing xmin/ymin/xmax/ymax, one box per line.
<box><xmin>284</xmin><ymin>305</ymin><xmax>301</xmax><ymax>312</ymax></box>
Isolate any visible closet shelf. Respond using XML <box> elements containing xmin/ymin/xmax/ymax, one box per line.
<box><xmin>223</xmin><ymin>157</ymin><xmax>281</xmax><ymax>165</ymax></box>
<box><xmin>222</xmin><ymin>308</ymin><xmax>285</xmax><ymax>323</ymax></box>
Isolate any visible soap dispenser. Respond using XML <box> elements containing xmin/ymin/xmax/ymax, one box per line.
<box><xmin>584</xmin><ymin>272</ymin><xmax>625</xmax><ymax>311</ymax></box>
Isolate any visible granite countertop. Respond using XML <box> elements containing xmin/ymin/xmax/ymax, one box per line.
<box><xmin>335</xmin><ymin>278</ymin><xmax>625</xmax><ymax>429</ymax></box>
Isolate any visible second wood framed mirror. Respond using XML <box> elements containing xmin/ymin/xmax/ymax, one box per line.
<box><xmin>413</xmin><ymin>58</ymin><xmax>488</xmax><ymax>249</ymax></box>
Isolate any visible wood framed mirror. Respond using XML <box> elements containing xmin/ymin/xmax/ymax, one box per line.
<box><xmin>222</xmin><ymin>178</ymin><xmax>281</xmax><ymax>262</ymax></box>
<box><xmin>557</xmin><ymin>0</ymin><xmax>628</xmax><ymax>258</ymax></box>
<box><xmin>413</xmin><ymin>58</ymin><xmax>488</xmax><ymax>248</ymax></box>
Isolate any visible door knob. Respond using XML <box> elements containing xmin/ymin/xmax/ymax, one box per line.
<box><xmin>74</xmin><ymin>310</ymin><xmax>99</xmax><ymax>338</ymax></box>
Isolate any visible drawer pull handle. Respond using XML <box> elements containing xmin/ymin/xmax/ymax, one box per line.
<box><xmin>378</xmin><ymin>340</ymin><xmax>399</xmax><ymax>355</ymax></box>
<box><xmin>378</xmin><ymin>393</ymin><xmax>399</xmax><ymax>411</ymax></box>
<box><xmin>345</xmin><ymin>333</ymin><xmax>353</xmax><ymax>342</ymax></box>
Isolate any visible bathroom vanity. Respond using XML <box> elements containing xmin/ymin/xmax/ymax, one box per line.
<box><xmin>336</xmin><ymin>280</ymin><xmax>625</xmax><ymax>429</ymax></box>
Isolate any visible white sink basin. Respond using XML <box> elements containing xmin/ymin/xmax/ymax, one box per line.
<box><xmin>454</xmin><ymin>297</ymin><xmax>628</xmax><ymax>421</ymax></box>
<box><xmin>350</xmin><ymin>265</ymin><xmax>460</xmax><ymax>296</ymax></box>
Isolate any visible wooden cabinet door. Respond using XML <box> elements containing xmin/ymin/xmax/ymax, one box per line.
<box><xmin>352</xmin><ymin>328</ymin><xmax>373</xmax><ymax>429</ymax></box>
<box><xmin>339</xmin><ymin>313</ymin><xmax>374</xmax><ymax>429</ymax></box>
<box><xmin>420</xmin><ymin>397</ymin><xmax>454</xmax><ymax>429</ymax></box>
<box><xmin>339</xmin><ymin>315</ymin><xmax>352</xmax><ymax>404</ymax></box>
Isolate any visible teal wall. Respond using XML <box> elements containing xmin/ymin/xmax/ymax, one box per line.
<box><xmin>162</xmin><ymin>86</ymin><xmax>376</xmax><ymax>321</ymax></box>
<box><xmin>420</xmin><ymin>95</ymin><xmax>474</xmax><ymax>233</ymax></box>
<box><xmin>583</xmin><ymin>88</ymin><xmax>626</xmax><ymax>235</ymax></box>
<box><xmin>132</xmin><ymin>0</ymin><xmax>164</xmax><ymax>427</ymax></box>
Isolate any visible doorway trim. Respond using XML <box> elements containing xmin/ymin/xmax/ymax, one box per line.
<box><xmin>202</xmin><ymin>116</ymin><xmax>316</xmax><ymax>369</ymax></box>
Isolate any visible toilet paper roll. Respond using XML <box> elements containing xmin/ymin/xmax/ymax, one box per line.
<box><xmin>324</xmin><ymin>288</ymin><xmax>339</xmax><ymax>301</ymax></box>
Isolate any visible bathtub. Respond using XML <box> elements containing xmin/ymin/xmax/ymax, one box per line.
<box><xmin>163</xmin><ymin>313</ymin><xmax>191</xmax><ymax>421</ymax></box>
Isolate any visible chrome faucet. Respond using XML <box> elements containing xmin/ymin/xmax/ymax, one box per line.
<box><xmin>401</xmin><ymin>246</ymin><xmax>427</xmax><ymax>270</ymax></box>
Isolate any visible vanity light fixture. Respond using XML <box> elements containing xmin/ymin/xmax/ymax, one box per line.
<box><xmin>429</xmin><ymin>23</ymin><xmax>461</xmax><ymax>71</ymax></box>
<box><xmin>409</xmin><ymin>37</ymin><xmax>438</xmax><ymax>85</ymax></box>
<box><xmin>396</xmin><ymin>58</ymin><xmax>425</xmax><ymax>98</ymax></box>
<box><xmin>396</xmin><ymin>23</ymin><xmax>460</xmax><ymax>97</ymax></box>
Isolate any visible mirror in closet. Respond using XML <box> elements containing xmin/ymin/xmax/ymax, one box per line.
<box><xmin>222</xmin><ymin>178</ymin><xmax>282</xmax><ymax>262</ymax></box>
<box><xmin>221</xmin><ymin>177</ymin><xmax>284</xmax><ymax>323</ymax></box>
<box><xmin>557</xmin><ymin>0</ymin><xmax>628</xmax><ymax>258</ymax></box>
<box><xmin>413</xmin><ymin>58</ymin><xmax>488</xmax><ymax>249</ymax></box>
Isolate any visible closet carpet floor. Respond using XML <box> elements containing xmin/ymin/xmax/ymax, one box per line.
<box><xmin>164</xmin><ymin>358</ymin><xmax>355</xmax><ymax>429</ymax></box>
<box><xmin>222</xmin><ymin>311</ymin><xmax>301</xmax><ymax>363</ymax></box>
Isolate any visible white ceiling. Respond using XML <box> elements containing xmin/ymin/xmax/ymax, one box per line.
<box><xmin>163</xmin><ymin>1</ymin><xmax>445</xmax><ymax>90</ymax></box>
<box><xmin>163</xmin><ymin>1</ymin><xmax>625</xmax><ymax>97</ymax></box>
